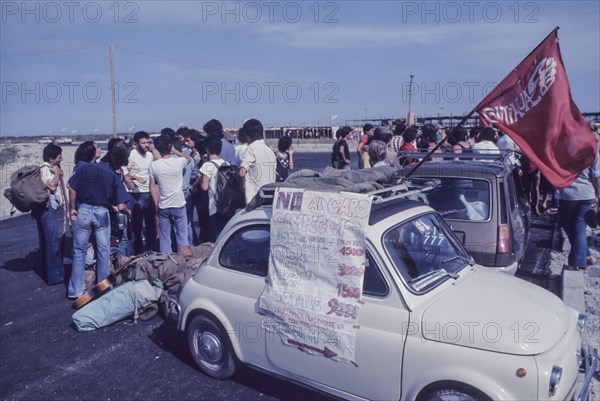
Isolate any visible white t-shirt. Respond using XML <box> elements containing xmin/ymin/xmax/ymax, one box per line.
<box><xmin>148</xmin><ymin>157</ymin><xmax>189</xmax><ymax>209</ymax></box>
<box><xmin>127</xmin><ymin>149</ymin><xmax>154</xmax><ymax>193</ymax></box>
<box><xmin>496</xmin><ymin>134</ymin><xmax>518</xmax><ymax>152</ymax></box>
<box><xmin>240</xmin><ymin>140</ymin><xmax>277</xmax><ymax>203</ymax></box>
<box><xmin>200</xmin><ymin>158</ymin><xmax>226</xmax><ymax>216</ymax></box>
<box><xmin>473</xmin><ymin>141</ymin><xmax>501</xmax><ymax>162</ymax></box>
<box><xmin>234</xmin><ymin>143</ymin><xmax>248</xmax><ymax>167</ymax></box>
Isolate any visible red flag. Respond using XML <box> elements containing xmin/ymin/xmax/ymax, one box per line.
<box><xmin>475</xmin><ymin>28</ymin><xmax>597</xmax><ymax>189</ymax></box>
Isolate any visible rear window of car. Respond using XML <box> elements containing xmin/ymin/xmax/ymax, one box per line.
<box><xmin>219</xmin><ymin>225</ymin><xmax>271</xmax><ymax>277</ymax></box>
<box><xmin>412</xmin><ymin>178</ymin><xmax>491</xmax><ymax>222</ymax></box>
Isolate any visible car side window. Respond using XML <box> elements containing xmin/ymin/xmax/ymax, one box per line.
<box><xmin>363</xmin><ymin>252</ymin><xmax>389</xmax><ymax>297</ymax></box>
<box><xmin>219</xmin><ymin>225</ymin><xmax>271</xmax><ymax>277</ymax></box>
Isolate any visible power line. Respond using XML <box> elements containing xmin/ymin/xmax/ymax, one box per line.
<box><xmin>114</xmin><ymin>45</ymin><xmax>318</xmax><ymax>84</ymax></box>
<box><xmin>2</xmin><ymin>44</ymin><xmax>325</xmax><ymax>84</ymax></box>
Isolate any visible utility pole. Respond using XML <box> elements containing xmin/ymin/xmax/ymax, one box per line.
<box><xmin>407</xmin><ymin>74</ymin><xmax>415</xmax><ymax>126</ymax></box>
<box><xmin>109</xmin><ymin>44</ymin><xmax>117</xmax><ymax>138</ymax></box>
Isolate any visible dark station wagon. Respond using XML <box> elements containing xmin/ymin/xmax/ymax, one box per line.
<box><xmin>397</xmin><ymin>154</ymin><xmax>530</xmax><ymax>274</ymax></box>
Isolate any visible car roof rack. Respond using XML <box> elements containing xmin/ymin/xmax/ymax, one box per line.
<box><xmin>368</xmin><ymin>183</ymin><xmax>435</xmax><ymax>204</ymax></box>
<box><xmin>258</xmin><ymin>182</ymin><xmax>435</xmax><ymax>203</ymax></box>
<box><xmin>398</xmin><ymin>150</ymin><xmax>519</xmax><ymax>162</ymax></box>
<box><xmin>250</xmin><ymin>170</ymin><xmax>435</xmax><ymax>211</ymax></box>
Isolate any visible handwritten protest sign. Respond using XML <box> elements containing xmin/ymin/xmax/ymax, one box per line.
<box><xmin>259</xmin><ymin>188</ymin><xmax>372</xmax><ymax>363</ymax></box>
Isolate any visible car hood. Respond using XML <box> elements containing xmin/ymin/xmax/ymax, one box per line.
<box><xmin>421</xmin><ymin>267</ymin><xmax>571</xmax><ymax>355</ymax></box>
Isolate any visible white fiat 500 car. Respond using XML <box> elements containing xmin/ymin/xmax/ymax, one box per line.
<box><xmin>174</xmin><ymin>184</ymin><xmax>597</xmax><ymax>401</ymax></box>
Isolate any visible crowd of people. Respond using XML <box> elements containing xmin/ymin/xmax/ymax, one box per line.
<box><xmin>32</xmin><ymin>117</ymin><xmax>600</xmax><ymax>298</ymax></box>
<box><xmin>34</xmin><ymin>118</ymin><xmax>295</xmax><ymax>299</ymax></box>
<box><xmin>331</xmin><ymin>119</ymin><xmax>600</xmax><ymax>272</ymax></box>
<box><xmin>331</xmin><ymin>121</ymin><xmax>512</xmax><ymax>170</ymax></box>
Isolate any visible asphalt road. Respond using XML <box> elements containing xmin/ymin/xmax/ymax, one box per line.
<box><xmin>0</xmin><ymin>152</ymin><xmax>341</xmax><ymax>401</ymax></box>
<box><xmin>0</xmin><ymin>152</ymin><xmax>556</xmax><ymax>401</ymax></box>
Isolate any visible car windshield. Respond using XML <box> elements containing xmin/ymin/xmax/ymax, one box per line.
<box><xmin>383</xmin><ymin>213</ymin><xmax>471</xmax><ymax>293</ymax></box>
<box><xmin>411</xmin><ymin>178</ymin><xmax>491</xmax><ymax>221</ymax></box>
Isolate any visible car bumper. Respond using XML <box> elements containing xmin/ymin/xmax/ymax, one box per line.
<box><xmin>573</xmin><ymin>346</ymin><xmax>598</xmax><ymax>401</ymax></box>
<box><xmin>166</xmin><ymin>296</ymin><xmax>181</xmax><ymax>326</ymax></box>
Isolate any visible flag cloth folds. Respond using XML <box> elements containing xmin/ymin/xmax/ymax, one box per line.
<box><xmin>475</xmin><ymin>28</ymin><xmax>597</xmax><ymax>189</ymax></box>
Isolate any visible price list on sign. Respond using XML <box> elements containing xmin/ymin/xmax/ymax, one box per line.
<box><xmin>259</xmin><ymin>188</ymin><xmax>372</xmax><ymax>363</ymax></box>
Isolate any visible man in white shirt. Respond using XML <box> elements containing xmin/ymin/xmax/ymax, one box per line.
<box><xmin>473</xmin><ymin>127</ymin><xmax>501</xmax><ymax>161</ymax></box>
<box><xmin>127</xmin><ymin>131</ymin><xmax>159</xmax><ymax>253</ymax></box>
<box><xmin>32</xmin><ymin>144</ymin><xmax>66</xmax><ymax>285</ymax></box>
<box><xmin>149</xmin><ymin>135</ymin><xmax>192</xmax><ymax>253</ymax></box>
<box><xmin>239</xmin><ymin>119</ymin><xmax>277</xmax><ymax>203</ymax></box>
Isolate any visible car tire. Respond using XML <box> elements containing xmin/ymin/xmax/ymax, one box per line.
<box><xmin>419</xmin><ymin>388</ymin><xmax>488</xmax><ymax>401</ymax></box>
<box><xmin>187</xmin><ymin>315</ymin><xmax>237</xmax><ymax>379</ymax></box>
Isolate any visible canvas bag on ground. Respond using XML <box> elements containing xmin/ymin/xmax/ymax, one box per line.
<box><xmin>72</xmin><ymin>280</ymin><xmax>162</xmax><ymax>331</ymax></box>
<box><xmin>210</xmin><ymin>161</ymin><xmax>245</xmax><ymax>216</ymax></box>
<box><xmin>3</xmin><ymin>165</ymin><xmax>49</xmax><ymax>212</ymax></box>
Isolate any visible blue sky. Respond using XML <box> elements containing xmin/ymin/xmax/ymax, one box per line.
<box><xmin>1</xmin><ymin>0</ymin><xmax>599</xmax><ymax>136</ymax></box>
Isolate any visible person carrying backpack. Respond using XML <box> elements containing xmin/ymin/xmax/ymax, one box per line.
<box><xmin>32</xmin><ymin>144</ymin><xmax>66</xmax><ymax>285</ymax></box>
<box><xmin>200</xmin><ymin>139</ymin><xmax>245</xmax><ymax>239</ymax></box>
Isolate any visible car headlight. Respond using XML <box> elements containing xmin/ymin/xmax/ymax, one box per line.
<box><xmin>549</xmin><ymin>365</ymin><xmax>563</xmax><ymax>396</ymax></box>
<box><xmin>577</xmin><ymin>313</ymin><xmax>586</xmax><ymax>334</ymax></box>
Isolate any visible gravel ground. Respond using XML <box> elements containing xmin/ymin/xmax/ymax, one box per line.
<box><xmin>550</xmin><ymin>226</ymin><xmax>600</xmax><ymax>399</ymax></box>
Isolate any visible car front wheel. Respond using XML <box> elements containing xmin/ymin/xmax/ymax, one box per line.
<box><xmin>420</xmin><ymin>388</ymin><xmax>488</xmax><ymax>401</ymax></box>
<box><xmin>187</xmin><ymin>315</ymin><xmax>237</xmax><ymax>379</ymax></box>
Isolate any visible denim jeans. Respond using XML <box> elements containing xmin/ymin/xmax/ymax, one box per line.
<box><xmin>32</xmin><ymin>204</ymin><xmax>65</xmax><ymax>284</ymax></box>
<box><xmin>184</xmin><ymin>190</ymin><xmax>198</xmax><ymax>246</ymax></box>
<box><xmin>210</xmin><ymin>213</ymin><xmax>228</xmax><ymax>240</ymax></box>
<box><xmin>131</xmin><ymin>192</ymin><xmax>157</xmax><ymax>254</ymax></box>
<box><xmin>68</xmin><ymin>204</ymin><xmax>111</xmax><ymax>298</ymax></box>
<box><xmin>158</xmin><ymin>207</ymin><xmax>189</xmax><ymax>253</ymax></box>
<box><xmin>558</xmin><ymin>199</ymin><xmax>593</xmax><ymax>267</ymax></box>
<box><xmin>113</xmin><ymin>212</ymin><xmax>130</xmax><ymax>256</ymax></box>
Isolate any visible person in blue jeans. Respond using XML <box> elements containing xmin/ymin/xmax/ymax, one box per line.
<box><xmin>67</xmin><ymin>160</ymin><xmax>131</xmax><ymax>299</ymax></box>
<box><xmin>126</xmin><ymin>131</ymin><xmax>159</xmax><ymax>254</ymax></box>
<box><xmin>558</xmin><ymin>152</ymin><xmax>600</xmax><ymax>270</ymax></box>
<box><xmin>149</xmin><ymin>135</ymin><xmax>192</xmax><ymax>253</ymax></box>
<box><xmin>32</xmin><ymin>143</ymin><xmax>66</xmax><ymax>285</ymax></box>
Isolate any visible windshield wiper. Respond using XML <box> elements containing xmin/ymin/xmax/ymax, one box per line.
<box><xmin>409</xmin><ymin>268</ymin><xmax>458</xmax><ymax>288</ymax></box>
<box><xmin>442</xmin><ymin>255</ymin><xmax>473</xmax><ymax>266</ymax></box>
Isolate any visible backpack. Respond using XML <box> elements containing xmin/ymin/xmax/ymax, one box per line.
<box><xmin>3</xmin><ymin>165</ymin><xmax>49</xmax><ymax>212</ymax></box>
<box><xmin>210</xmin><ymin>161</ymin><xmax>246</xmax><ymax>216</ymax></box>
